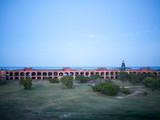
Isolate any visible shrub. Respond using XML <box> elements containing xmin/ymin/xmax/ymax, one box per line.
<box><xmin>49</xmin><ymin>78</ymin><xmax>59</xmax><ymax>83</ymax></box>
<box><xmin>121</xmin><ymin>87</ymin><xmax>131</xmax><ymax>94</ymax></box>
<box><xmin>144</xmin><ymin>91</ymin><xmax>148</xmax><ymax>96</ymax></box>
<box><xmin>144</xmin><ymin>77</ymin><xmax>160</xmax><ymax>90</ymax></box>
<box><xmin>91</xmin><ymin>81</ymin><xmax>120</xmax><ymax>96</ymax></box>
<box><xmin>60</xmin><ymin>75</ymin><xmax>73</xmax><ymax>88</ymax></box>
<box><xmin>19</xmin><ymin>77</ymin><xmax>32</xmax><ymax>90</ymax></box>
<box><xmin>76</xmin><ymin>75</ymin><xmax>90</xmax><ymax>83</ymax></box>
<box><xmin>90</xmin><ymin>74</ymin><xmax>101</xmax><ymax>80</ymax></box>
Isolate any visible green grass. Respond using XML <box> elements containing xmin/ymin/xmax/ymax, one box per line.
<box><xmin>0</xmin><ymin>80</ymin><xmax>160</xmax><ymax>120</ymax></box>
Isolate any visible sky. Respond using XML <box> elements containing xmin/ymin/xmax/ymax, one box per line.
<box><xmin>0</xmin><ymin>0</ymin><xmax>160</xmax><ymax>67</ymax></box>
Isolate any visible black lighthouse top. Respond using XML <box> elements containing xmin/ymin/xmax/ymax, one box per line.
<box><xmin>121</xmin><ymin>60</ymin><xmax>126</xmax><ymax>71</ymax></box>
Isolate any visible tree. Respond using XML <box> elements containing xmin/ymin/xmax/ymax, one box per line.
<box><xmin>49</xmin><ymin>78</ymin><xmax>59</xmax><ymax>83</ymax></box>
<box><xmin>60</xmin><ymin>75</ymin><xmax>73</xmax><ymax>88</ymax></box>
<box><xmin>144</xmin><ymin>77</ymin><xmax>160</xmax><ymax>91</ymax></box>
<box><xmin>91</xmin><ymin>80</ymin><xmax>120</xmax><ymax>96</ymax></box>
<box><xmin>75</xmin><ymin>75</ymin><xmax>90</xmax><ymax>83</ymax></box>
<box><xmin>19</xmin><ymin>77</ymin><xmax>32</xmax><ymax>90</ymax></box>
<box><xmin>90</xmin><ymin>74</ymin><xmax>101</xmax><ymax>80</ymax></box>
<box><xmin>129</xmin><ymin>73</ymin><xmax>139</xmax><ymax>85</ymax></box>
<box><xmin>117</xmin><ymin>72</ymin><xmax>129</xmax><ymax>82</ymax></box>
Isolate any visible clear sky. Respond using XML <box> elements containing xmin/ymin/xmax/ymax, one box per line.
<box><xmin>0</xmin><ymin>0</ymin><xmax>160</xmax><ymax>67</ymax></box>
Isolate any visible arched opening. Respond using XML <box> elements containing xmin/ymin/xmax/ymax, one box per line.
<box><xmin>115</xmin><ymin>76</ymin><xmax>118</xmax><ymax>79</ymax></box>
<box><xmin>115</xmin><ymin>72</ymin><xmax>118</xmax><ymax>75</ymax></box>
<box><xmin>20</xmin><ymin>72</ymin><xmax>24</xmax><ymax>76</ymax></box>
<box><xmin>10</xmin><ymin>77</ymin><xmax>13</xmax><ymax>80</ymax></box>
<box><xmin>80</xmin><ymin>72</ymin><xmax>84</xmax><ymax>75</ymax></box>
<box><xmin>37</xmin><ymin>72</ymin><xmax>41</xmax><ymax>76</ymax></box>
<box><xmin>101</xmin><ymin>77</ymin><xmax>104</xmax><ymax>79</ymax></box>
<box><xmin>134</xmin><ymin>72</ymin><xmax>136</xmax><ymax>74</ymax></box>
<box><xmin>64</xmin><ymin>72</ymin><xmax>68</xmax><ymax>76</ymax></box>
<box><xmin>75</xmin><ymin>72</ymin><xmax>79</xmax><ymax>76</ymax></box>
<box><xmin>91</xmin><ymin>72</ymin><xmax>94</xmax><ymax>75</ymax></box>
<box><xmin>26</xmin><ymin>72</ymin><xmax>30</xmax><ymax>76</ymax></box>
<box><xmin>15</xmin><ymin>77</ymin><xmax>19</xmax><ymax>80</ymax></box>
<box><xmin>70</xmin><ymin>72</ymin><xmax>74</xmax><ymax>76</ymax></box>
<box><xmin>111</xmin><ymin>76</ymin><xmax>114</xmax><ymax>79</ymax></box>
<box><xmin>85</xmin><ymin>72</ymin><xmax>89</xmax><ymax>76</ymax></box>
<box><xmin>49</xmin><ymin>77</ymin><xmax>52</xmax><ymax>79</ymax></box>
<box><xmin>106</xmin><ymin>72</ymin><xmax>109</xmax><ymax>75</ymax></box>
<box><xmin>143</xmin><ymin>72</ymin><xmax>146</xmax><ymax>74</ymax></box>
<box><xmin>37</xmin><ymin>77</ymin><xmax>41</xmax><ymax>79</ymax></box>
<box><xmin>153</xmin><ymin>72</ymin><xmax>157</xmax><ymax>76</ymax></box>
<box><xmin>96</xmin><ymin>72</ymin><xmax>99</xmax><ymax>75</ymax></box>
<box><xmin>101</xmin><ymin>72</ymin><xmax>104</xmax><ymax>75</ymax></box>
<box><xmin>43</xmin><ymin>72</ymin><xmax>47</xmax><ymax>76</ymax></box>
<box><xmin>10</xmin><ymin>72</ymin><xmax>13</xmax><ymax>76</ymax></box>
<box><xmin>15</xmin><ymin>72</ymin><xmax>19</xmax><ymax>76</ymax></box>
<box><xmin>32</xmin><ymin>72</ymin><xmax>36</xmax><ymax>76</ymax></box>
<box><xmin>111</xmin><ymin>72</ymin><xmax>114</xmax><ymax>75</ymax></box>
<box><xmin>48</xmin><ymin>72</ymin><xmax>52</xmax><ymax>76</ymax></box>
<box><xmin>59</xmin><ymin>72</ymin><xmax>63</xmax><ymax>76</ymax></box>
<box><xmin>32</xmin><ymin>77</ymin><xmax>36</xmax><ymax>79</ymax></box>
<box><xmin>54</xmin><ymin>72</ymin><xmax>58</xmax><ymax>76</ymax></box>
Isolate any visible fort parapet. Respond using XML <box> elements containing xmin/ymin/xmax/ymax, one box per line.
<box><xmin>0</xmin><ymin>67</ymin><xmax>160</xmax><ymax>80</ymax></box>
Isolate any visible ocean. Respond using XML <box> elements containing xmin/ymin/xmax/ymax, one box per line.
<box><xmin>0</xmin><ymin>66</ymin><xmax>160</xmax><ymax>70</ymax></box>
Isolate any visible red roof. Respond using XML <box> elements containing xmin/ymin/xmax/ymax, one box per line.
<box><xmin>60</xmin><ymin>67</ymin><xmax>73</xmax><ymax>71</ymax></box>
<box><xmin>97</xmin><ymin>67</ymin><xmax>108</xmax><ymax>71</ymax></box>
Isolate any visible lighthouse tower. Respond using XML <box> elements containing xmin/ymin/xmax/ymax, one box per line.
<box><xmin>121</xmin><ymin>60</ymin><xmax>126</xmax><ymax>71</ymax></box>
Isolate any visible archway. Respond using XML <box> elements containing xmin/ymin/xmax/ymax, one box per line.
<box><xmin>20</xmin><ymin>72</ymin><xmax>24</xmax><ymax>76</ymax></box>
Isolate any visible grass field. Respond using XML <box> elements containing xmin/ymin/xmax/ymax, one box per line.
<box><xmin>0</xmin><ymin>80</ymin><xmax>160</xmax><ymax>120</ymax></box>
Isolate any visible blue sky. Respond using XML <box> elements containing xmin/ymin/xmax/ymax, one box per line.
<box><xmin>0</xmin><ymin>0</ymin><xmax>160</xmax><ymax>67</ymax></box>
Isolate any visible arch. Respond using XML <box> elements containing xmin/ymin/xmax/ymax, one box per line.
<box><xmin>59</xmin><ymin>72</ymin><xmax>63</xmax><ymax>76</ymax></box>
<box><xmin>54</xmin><ymin>72</ymin><xmax>58</xmax><ymax>76</ymax></box>
<box><xmin>80</xmin><ymin>72</ymin><xmax>84</xmax><ymax>75</ymax></box>
<box><xmin>32</xmin><ymin>72</ymin><xmax>36</xmax><ymax>76</ymax></box>
<box><xmin>26</xmin><ymin>72</ymin><xmax>30</xmax><ymax>76</ymax></box>
<box><xmin>37</xmin><ymin>77</ymin><xmax>41</xmax><ymax>79</ymax></box>
<box><xmin>96</xmin><ymin>72</ymin><xmax>99</xmax><ymax>75</ymax></box>
<box><xmin>75</xmin><ymin>72</ymin><xmax>79</xmax><ymax>76</ymax></box>
<box><xmin>64</xmin><ymin>72</ymin><xmax>68</xmax><ymax>76</ymax></box>
<box><xmin>106</xmin><ymin>72</ymin><xmax>109</xmax><ymax>75</ymax></box>
<box><xmin>85</xmin><ymin>72</ymin><xmax>89</xmax><ymax>76</ymax></box>
<box><xmin>48</xmin><ymin>72</ymin><xmax>52</xmax><ymax>76</ymax></box>
<box><xmin>15</xmin><ymin>72</ymin><xmax>19</xmax><ymax>76</ymax></box>
<box><xmin>111</xmin><ymin>72</ymin><xmax>114</xmax><ymax>75</ymax></box>
<box><xmin>153</xmin><ymin>72</ymin><xmax>157</xmax><ymax>76</ymax></box>
<box><xmin>43</xmin><ymin>72</ymin><xmax>47</xmax><ymax>76</ymax></box>
<box><xmin>20</xmin><ymin>72</ymin><xmax>24</xmax><ymax>76</ymax></box>
<box><xmin>10</xmin><ymin>77</ymin><xmax>13</xmax><ymax>80</ymax></box>
<box><xmin>91</xmin><ymin>72</ymin><xmax>94</xmax><ymax>75</ymax></box>
<box><xmin>111</xmin><ymin>76</ymin><xmax>114</xmax><ymax>79</ymax></box>
<box><xmin>32</xmin><ymin>77</ymin><xmax>36</xmax><ymax>79</ymax></box>
<box><xmin>115</xmin><ymin>72</ymin><xmax>118</xmax><ymax>75</ymax></box>
<box><xmin>101</xmin><ymin>72</ymin><xmax>104</xmax><ymax>75</ymax></box>
<box><xmin>101</xmin><ymin>77</ymin><xmax>104</xmax><ymax>79</ymax></box>
<box><xmin>37</xmin><ymin>72</ymin><xmax>41</xmax><ymax>76</ymax></box>
<box><xmin>15</xmin><ymin>77</ymin><xmax>19</xmax><ymax>80</ymax></box>
<box><xmin>115</xmin><ymin>76</ymin><xmax>118</xmax><ymax>79</ymax></box>
<box><xmin>143</xmin><ymin>72</ymin><xmax>146</xmax><ymax>74</ymax></box>
<box><xmin>10</xmin><ymin>72</ymin><xmax>13</xmax><ymax>76</ymax></box>
<box><xmin>70</xmin><ymin>72</ymin><xmax>74</xmax><ymax>76</ymax></box>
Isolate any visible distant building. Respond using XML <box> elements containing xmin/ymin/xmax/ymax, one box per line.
<box><xmin>121</xmin><ymin>60</ymin><xmax>126</xmax><ymax>71</ymax></box>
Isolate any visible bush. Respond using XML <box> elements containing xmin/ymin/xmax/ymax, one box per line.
<box><xmin>121</xmin><ymin>87</ymin><xmax>131</xmax><ymax>94</ymax></box>
<box><xmin>144</xmin><ymin>91</ymin><xmax>148</xmax><ymax>96</ymax></box>
<box><xmin>91</xmin><ymin>81</ymin><xmax>120</xmax><ymax>96</ymax></box>
<box><xmin>60</xmin><ymin>75</ymin><xmax>73</xmax><ymax>88</ymax></box>
<box><xmin>90</xmin><ymin>74</ymin><xmax>101</xmax><ymax>80</ymax></box>
<box><xmin>19</xmin><ymin>77</ymin><xmax>32</xmax><ymax>90</ymax></box>
<box><xmin>76</xmin><ymin>75</ymin><xmax>90</xmax><ymax>83</ymax></box>
<box><xmin>49</xmin><ymin>78</ymin><xmax>59</xmax><ymax>83</ymax></box>
<box><xmin>144</xmin><ymin>77</ymin><xmax>160</xmax><ymax>90</ymax></box>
